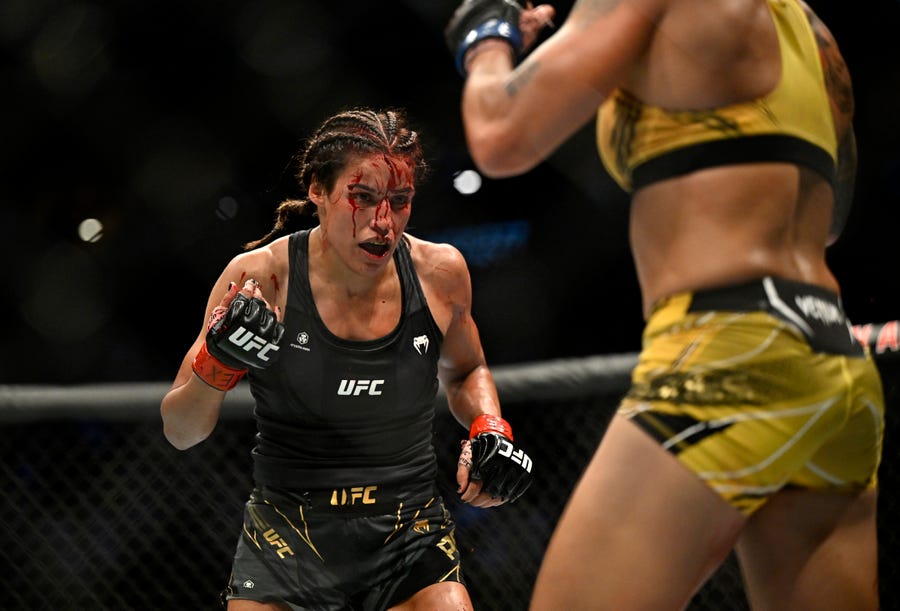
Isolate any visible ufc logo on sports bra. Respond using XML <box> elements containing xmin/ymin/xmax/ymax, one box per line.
<box><xmin>337</xmin><ymin>379</ymin><xmax>385</xmax><ymax>396</ymax></box>
<box><xmin>227</xmin><ymin>326</ymin><xmax>280</xmax><ymax>360</ymax></box>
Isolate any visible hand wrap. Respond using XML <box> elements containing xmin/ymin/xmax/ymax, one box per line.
<box><xmin>445</xmin><ymin>0</ymin><xmax>523</xmax><ymax>76</ymax></box>
<box><xmin>192</xmin><ymin>293</ymin><xmax>285</xmax><ymax>391</ymax></box>
<box><xmin>467</xmin><ymin>413</ymin><xmax>534</xmax><ymax>502</ymax></box>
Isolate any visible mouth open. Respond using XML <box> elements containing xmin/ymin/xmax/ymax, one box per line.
<box><xmin>359</xmin><ymin>242</ymin><xmax>390</xmax><ymax>257</ymax></box>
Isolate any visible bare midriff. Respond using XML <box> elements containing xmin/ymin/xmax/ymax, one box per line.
<box><xmin>630</xmin><ymin>162</ymin><xmax>839</xmax><ymax>319</ymax></box>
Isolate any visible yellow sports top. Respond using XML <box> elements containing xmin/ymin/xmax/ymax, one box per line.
<box><xmin>597</xmin><ymin>0</ymin><xmax>837</xmax><ymax>193</ymax></box>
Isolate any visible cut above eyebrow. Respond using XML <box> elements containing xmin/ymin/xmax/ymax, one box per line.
<box><xmin>346</xmin><ymin>183</ymin><xmax>414</xmax><ymax>195</ymax></box>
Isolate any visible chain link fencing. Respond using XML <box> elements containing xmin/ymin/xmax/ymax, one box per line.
<box><xmin>2</xmin><ymin>352</ymin><xmax>898</xmax><ymax>610</ymax></box>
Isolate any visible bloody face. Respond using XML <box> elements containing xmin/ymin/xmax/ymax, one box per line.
<box><xmin>317</xmin><ymin>152</ymin><xmax>416</xmax><ymax>276</ymax></box>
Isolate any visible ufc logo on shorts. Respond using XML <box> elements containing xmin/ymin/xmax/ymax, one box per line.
<box><xmin>499</xmin><ymin>438</ymin><xmax>533</xmax><ymax>473</ymax></box>
<box><xmin>227</xmin><ymin>326</ymin><xmax>280</xmax><ymax>360</ymax></box>
<box><xmin>330</xmin><ymin>485</ymin><xmax>377</xmax><ymax>506</ymax></box>
<box><xmin>263</xmin><ymin>528</ymin><xmax>294</xmax><ymax>559</ymax></box>
<box><xmin>337</xmin><ymin>379</ymin><xmax>384</xmax><ymax>396</ymax></box>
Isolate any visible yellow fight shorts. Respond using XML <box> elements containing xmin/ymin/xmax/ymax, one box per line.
<box><xmin>620</xmin><ymin>276</ymin><xmax>885</xmax><ymax>515</ymax></box>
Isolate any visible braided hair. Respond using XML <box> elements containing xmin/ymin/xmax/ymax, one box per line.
<box><xmin>244</xmin><ymin>107</ymin><xmax>429</xmax><ymax>250</ymax></box>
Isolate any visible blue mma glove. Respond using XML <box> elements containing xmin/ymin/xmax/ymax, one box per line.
<box><xmin>445</xmin><ymin>0</ymin><xmax>524</xmax><ymax>76</ymax></box>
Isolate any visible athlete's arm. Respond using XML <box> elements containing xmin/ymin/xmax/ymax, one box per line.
<box><xmin>456</xmin><ymin>0</ymin><xmax>659</xmax><ymax>177</ymax></box>
<box><xmin>424</xmin><ymin>241</ymin><xmax>506</xmax><ymax>506</ymax></box>
<box><xmin>161</xmin><ymin>250</ymin><xmax>281</xmax><ymax>450</ymax></box>
<box><xmin>430</xmin><ymin>243</ymin><xmax>501</xmax><ymax>430</ymax></box>
<box><xmin>422</xmin><ymin>240</ymin><xmax>533</xmax><ymax>505</ymax></box>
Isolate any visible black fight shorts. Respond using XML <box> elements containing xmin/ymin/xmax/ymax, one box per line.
<box><xmin>221</xmin><ymin>484</ymin><xmax>464</xmax><ymax>610</ymax></box>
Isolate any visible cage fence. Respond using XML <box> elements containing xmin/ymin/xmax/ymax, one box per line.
<box><xmin>1</xmin><ymin>351</ymin><xmax>898</xmax><ymax>611</ymax></box>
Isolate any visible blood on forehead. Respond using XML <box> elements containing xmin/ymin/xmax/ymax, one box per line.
<box><xmin>380</xmin><ymin>154</ymin><xmax>415</xmax><ymax>189</ymax></box>
<box><xmin>340</xmin><ymin>154</ymin><xmax>414</xmax><ymax>238</ymax></box>
<box><xmin>346</xmin><ymin>154</ymin><xmax>414</xmax><ymax>191</ymax></box>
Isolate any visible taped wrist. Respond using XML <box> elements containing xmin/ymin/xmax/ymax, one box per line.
<box><xmin>192</xmin><ymin>342</ymin><xmax>247</xmax><ymax>391</ymax></box>
<box><xmin>469</xmin><ymin>413</ymin><xmax>514</xmax><ymax>441</ymax></box>
<box><xmin>455</xmin><ymin>18</ymin><xmax>522</xmax><ymax>76</ymax></box>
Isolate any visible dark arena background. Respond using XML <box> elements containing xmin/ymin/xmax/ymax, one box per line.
<box><xmin>3</xmin><ymin>1</ymin><xmax>900</xmax><ymax>609</ymax></box>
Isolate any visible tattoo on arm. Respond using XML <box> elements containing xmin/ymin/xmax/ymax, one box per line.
<box><xmin>803</xmin><ymin>2</ymin><xmax>854</xmax><ymax>118</ymax></box>
<box><xmin>505</xmin><ymin>61</ymin><xmax>538</xmax><ymax>97</ymax></box>
<box><xmin>800</xmin><ymin>2</ymin><xmax>856</xmax><ymax>241</ymax></box>
<box><xmin>814</xmin><ymin>30</ymin><xmax>854</xmax><ymax>118</ymax></box>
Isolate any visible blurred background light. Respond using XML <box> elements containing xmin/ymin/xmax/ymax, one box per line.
<box><xmin>426</xmin><ymin>220</ymin><xmax>531</xmax><ymax>268</ymax></box>
<box><xmin>78</xmin><ymin>217</ymin><xmax>104</xmax><ymax>242</ymax></box>
<box><xmin>453</xmin><ymin>169</ymin><xmax>483</xmax><ymax>195</ymax></box>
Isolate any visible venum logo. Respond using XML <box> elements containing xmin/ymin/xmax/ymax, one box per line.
<box><xmin>337</xmin><ymin>379</ymin><xmax>384</xmax><ymax>396</ymax></box>
<box><xmin>413</xmin><ymin>334</ymin><xmax>429</xmax><ymax>355</ymax></box>
<box><xmin>793</xmin><ymin>295</ymin><xmax>842</xmax><ymax>325</ymax></box>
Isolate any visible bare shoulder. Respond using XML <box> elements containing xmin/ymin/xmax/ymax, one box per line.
<box><xmin>221</xmin><ymin>234</ymin><xmax>291</xmax><ymax>304</ymax></box>
<box><xmin>228</xmin><ymin>235</ymin><xmax>288</xmax><ymax>272</ymax></box>
<box><xmin>404</xmin><ymin>234</ymin><xmax>472</xmax><ymax>333</ymax></box>
<box><xmin>404</xmin><ymin>233</ymin><xmax>472</xmax><ymax>311</ymax></box>
<box><xmin>405</xmin><ymin>234</ymin><xmax>470</xmax><ymax>283</ymax></box>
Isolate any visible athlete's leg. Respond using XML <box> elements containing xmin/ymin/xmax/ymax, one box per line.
<box><xmin>530</xmin><ymin>415</ymin><xmax>746</xmax><ymax>610</ymax></box>
<box><xmin>389</xmin><ymin>581</ymin><xmax>474</xmax><ymax>611</ymax></box>
<box><xmin>736</xmin><ymin>486</ymin><xmax>879</xmax><ymax>611</ymax></box>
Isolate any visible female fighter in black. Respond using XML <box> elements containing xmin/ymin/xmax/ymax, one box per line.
<box><xmin>161</xmin><ymin>107</ymin><xmax>533</xmax><ymax>610</ymax></box>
